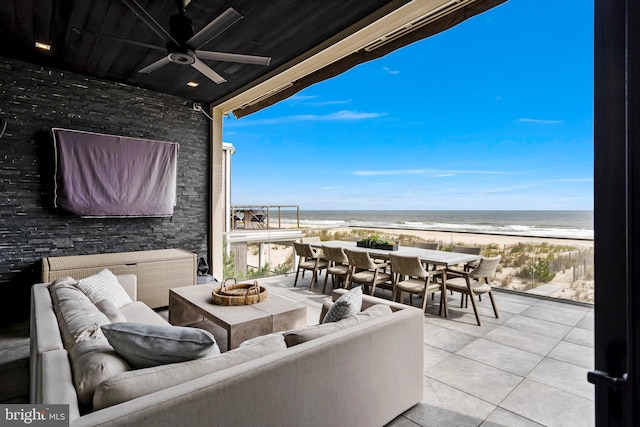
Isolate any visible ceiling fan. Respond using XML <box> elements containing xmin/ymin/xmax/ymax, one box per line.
<box><xmin>88</xmin><ymin>0</ymin><xmax>272</xmax><ymax>84</ymax></box>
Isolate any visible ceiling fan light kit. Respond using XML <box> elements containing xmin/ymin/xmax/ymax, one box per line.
<box><xmin>119</xmin><ymin>0</ymin><xmax>271</xmax><ymax>85</ymax></box>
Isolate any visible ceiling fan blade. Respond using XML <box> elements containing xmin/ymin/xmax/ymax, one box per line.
<box><xmin>195</xmin><ymin>50</ymin><xmax>271</xmax><ymax>66</ymax></box>
<box><xmin>72</xmin><ymin>27</ymin><xmax>165</xmax><ymax>52</ymax></box>
<box><xmin>187</xmin><ymin>8</ymin><xmax>242</xmax><ymax>50</ymax></box>
<box><xmin>121</xmin><ymin>0</ymin><xmax>179</xmax><ymax>46</ymax></box>
<box><xmin>191</xmin><ymin>58</ymin><xmax>226</xmax><ymax>84</ymax></box>
<box><xmin>138</xmin><ymin>56</ymin><xmax>172</xmax><ymax>73</ymax></box>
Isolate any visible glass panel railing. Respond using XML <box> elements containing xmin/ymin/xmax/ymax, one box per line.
<box><xmin>224</xmin><ymin>227</ymin><xmax>594</xmax><ymax>304</ymax></box>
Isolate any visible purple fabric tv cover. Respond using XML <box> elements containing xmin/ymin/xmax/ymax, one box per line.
<box><xmin>52</xmin><ymin>128</ymin><xmax>178</xmax><ymax>217</ymax></box>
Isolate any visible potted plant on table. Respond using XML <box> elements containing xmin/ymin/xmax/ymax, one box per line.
<box><xmin>356</xmin><ymin>234</ymin><xmax>399</xmax><ymax>251</ymax></box>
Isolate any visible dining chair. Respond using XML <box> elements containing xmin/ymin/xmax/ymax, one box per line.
<box><xmin>448</xmin><ymin>245</ymin><xmax>483</xmax><ymax>299</ymax></box>
<box><xmin>444</xmin><ymin>255</ymin><xmax>501</xmax><ymax>326</ymax></box>
<box><xmin>414</xmin><ymin>241</ymin><xmax>440</xmax><ymax>273</ymax></box>
<box><xmin>414</xmin><ymin>241</ymin><xmax>439</xmax><ymax>250</ymax></box>
<box><xmin>344</xmin><ymin>249</ymin><xmax>392</xmax><ymax>296</ymax></box>
<box><xmin>389</xmin><ymin>253</ymin><xmax>444</xmax><ymax>314</ymax></box>
<box><xmin>232</xmin><ymin>212</ymin><xmax>244</xmax><ymax>229</ymax></box>
<box><xmin>292</xmin><ymin>242</ymin><xmax>328</xmax><ymax>290</ymax></box>
<box><xmin>250</xmin><ymin>211</ymin><xmax>267</xmax><ymax>229</ymax></box>
<box><xmin>451</xmin><ymin>245</ymin><xmax>482</xmax><ymax>271</ymax></box>
<box><xmin>321</xmin><ymin>245</ymin><xmax>351</xmax><ymax>293</ymax></box>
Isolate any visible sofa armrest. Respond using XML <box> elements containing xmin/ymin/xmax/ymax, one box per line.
<box><xmin>30</xmin><ymin>283</ymin><xmax>64</xmax><ymax>404</ymax></box>
<box><xmin>41</xmin><ymin>349</ymin><xmax>80</xmax><ymax>422</ymax></box>
<box><xmin>117</xmin><ymin>274</ymin><xmax>137</xmax><ymax>301</ymax></box>
<box><xmin>319</xmin><ymin>302</ymin><xmax>333</xmax><ymax>323</ymax></box>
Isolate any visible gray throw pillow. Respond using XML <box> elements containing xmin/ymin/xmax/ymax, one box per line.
<box><xmin>101</xmin><ymin>322</ymin><xmax>220</xmax><ymax>369</ymax></box>
<box><xmin>322</xmin><ymin>286</ymin><xmax>363</xmax><ymax>323</ymax></box>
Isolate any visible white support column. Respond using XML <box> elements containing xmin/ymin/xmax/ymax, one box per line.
<box><xmin>210</xmin><ymin>107</ymin><xmax>224</xmax><ymax>279</ymax></box>
<box><xmin>292</xmin><ymin>242</ymin><xmax>299</xmax><ymax>271</ymax></box>
<box><xmin>222</xmin><ymin>143</ymin><xmax>235</xmax><ymax>234</ymax></box>
<box><xmin>258</xmin><ymin>242</ymin><xmax>264</xmax><ymax>269</ymax></box>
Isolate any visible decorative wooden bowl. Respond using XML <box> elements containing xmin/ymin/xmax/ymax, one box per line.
<box><xmin>212</xmin><ymin>278</ymin><xmax>267</xmax><ymax>305</ymax></box>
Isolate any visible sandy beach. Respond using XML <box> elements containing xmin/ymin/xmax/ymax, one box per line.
<box><xmin>329</xmin><ymin>226</ymin><xmax>593</xmax><ymax>249</ymax></box>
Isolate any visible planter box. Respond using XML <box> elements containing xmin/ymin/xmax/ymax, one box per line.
<box><xmin>357</xmin><ymin>241</ymin><xmax>399</xmax><ymax>251</ymax></box>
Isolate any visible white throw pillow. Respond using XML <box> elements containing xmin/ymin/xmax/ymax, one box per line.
<box><xmin>76</xmin><ymin>269</ymin><xmax>133</xmax><ymax>309</ymax></box>
<box><xmin>322</xmin><ymin>286</ymin><xmax>363</xmax><ymax>323</ymax></box>
<box><xmin>101</xmin><ymin>322</ymin><xmax>220</xmax><ymax>369</ymax></box>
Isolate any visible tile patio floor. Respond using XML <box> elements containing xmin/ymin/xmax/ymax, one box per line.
<box><xmin>257</xmin><ymin>272</ymin><xmax>595</xmax><ymax>427</ymax></box>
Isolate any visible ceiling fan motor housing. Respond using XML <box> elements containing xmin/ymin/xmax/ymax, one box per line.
<box><xmin>167</xmin><ymin>14</ymin><xmax>196</xmax><ymax>64</ymax></box>
<box><xmin>169</xmin><ymin>14</ymin><xmax>194</xmax><ymax>46</ymax></box>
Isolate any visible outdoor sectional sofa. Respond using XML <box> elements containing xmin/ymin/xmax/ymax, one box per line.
<box><xmin>31</xmin><ymin>273</ymin><xmax>424</xmax><ymax>427</ymax></box>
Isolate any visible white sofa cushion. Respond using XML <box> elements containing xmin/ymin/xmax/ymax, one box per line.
<box><xmin>101</xmin><ymin>322</ymin><xmax>220</xmax><ymax>369</ymax></box>
<box><xmin>119</xmin><ymin>301</ymin><xmax>169</xmax><ymax>325</ymax></box>
<box><xmin>93</xmin><ymin>333</ymin><xmax>287</xmax><ymax>410</ymax></box>
<box><xmin>49</xmin><ymin>278</ymin><xmax>131</xmax><ymax>407</ymax></box>
<box><xmin>76</xmin><ymin>269</ymin><xmax>133</xmax><ymax>309</ymax></box>
<box><xmin>68</xmin><ymin>339</ymin><xmax>131</xmax><ymax>407</ymax></box>
<box><xmin>95</xmin><ymin>299</ymin><xmax>127</xmax><ymax>323</ymax></box>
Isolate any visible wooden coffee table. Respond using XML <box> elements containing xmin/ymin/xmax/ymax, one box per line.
<box><xmin>169</xmin><ymin>285</ymin><xmax>307</xmax><ymax>350</ymax></box>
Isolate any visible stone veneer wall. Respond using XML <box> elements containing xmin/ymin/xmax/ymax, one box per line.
<box><xmin>0</xmin><ymin>57</ymin><xmax>211</xmax><ymax>322</ymax></box>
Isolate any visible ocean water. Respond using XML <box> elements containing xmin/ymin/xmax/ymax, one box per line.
<box><xmin>275</xmin><ymin>210</ymin><xmax>594</xmax><ymax>240</ymax></box>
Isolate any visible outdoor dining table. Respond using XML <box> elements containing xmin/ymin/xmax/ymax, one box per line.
<box><xmin>310</xmin><ymin>240</ymin><xmax>481</xmax><ymax>318</ymax></box>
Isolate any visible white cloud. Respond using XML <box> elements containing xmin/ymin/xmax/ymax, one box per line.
<box><xmin>543</xmin><ymin>177</ymin><xmax>593</xmax><ymax>183</ymax></box>
<box><xmin>383</xmin><ymin>66</ymin><xmax>400</xmax><ymax>75</ymax></box>
<box><xmin>479</xmin><ymin>177</ymin><xmax>593</xmax><ymax>194</ymax></box>
<box><xmin>311</xmin><ymin>99</ymin><xmax>351</xmax><ymax>107</ymax></box>
<box><xmin>517</xmin><ymin>118</ymin><xmax>564</xmax><ymax>125</ymax></box>
<box><xmin>286</xmin><ymin>96</ymin><xmax>350</xmax><ymax>107</ymax></box>
<box><xmin>353</xmin><ymin>169</ymin><xmax>428</xmax><ymax>176</ymax></box>
<box><xmin>228</xmin><ymin>110</ymin><xmax>387</xmax><ymax>126</ymax></box>
<box><xmin>352</xmin><ymin>168</ymin><xmax>514</xmax><ymax>176</ymax></box>
<box><xmin>287</xmin><ymin>95</ymin><xmax>317</xmax><ymax>102</ymax></box>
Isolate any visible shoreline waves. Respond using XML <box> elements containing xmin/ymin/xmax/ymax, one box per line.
<box><xmin>274</xmin><ymin>210</ymin><xmax>594</xmax><ymax>241</ymax></box>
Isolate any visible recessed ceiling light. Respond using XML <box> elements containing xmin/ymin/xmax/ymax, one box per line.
<box><xmin>34</xmin><ymin>42</ymin><xmax>51</xmax><ymax>51</ymax></box>
<box><xmin>187</xmin><ymin>81</ymin><xmax>199</xmax><ymax>87</ymax></box>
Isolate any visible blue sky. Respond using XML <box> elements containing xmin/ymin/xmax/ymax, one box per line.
<box><xmin>223</xmin><ymin>1</ymin><xmax>593</xmax><ymax>211</ymax></box>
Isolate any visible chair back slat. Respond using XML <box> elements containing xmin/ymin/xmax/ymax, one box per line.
<box><xmin>469</xmin><ymin>255</ymin><xmax>501</xmax><ymax>279</ymax></box>
<box><xmin>293</xmin><ymin>242</ymin><xmax>317</xmax><ymax>259</ymax></box>
<box><xmin>345</xmin><ymin>249</ymin><xmax>376</xmax><ymax>270</ymax></box>
<box><xmin>389</xmin><ymin>254</ymin><xmax>427</xmax><ymax>278</ymax></box>
<box><xmin>452</xmin><ymin>245</ymin><xmax>482</xmax><ymax>255</ymax></box>
<box><xmin>322</xmin><ymin>245</ymin><xmax>348</xmax><ymax>264</ymax></box>
<box><xmin>414</xmin><ymin>242</ymin><xmax>439</xmax><ymax>250</ymax></box>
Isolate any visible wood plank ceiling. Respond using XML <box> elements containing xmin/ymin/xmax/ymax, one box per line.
<box><xmin>0</xmin><ymin>0</ymin><xmax>400</xmax><ymax>105</ymax></box>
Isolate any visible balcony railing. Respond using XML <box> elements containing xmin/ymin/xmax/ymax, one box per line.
<box><xmin>231</xmin><ymin>205</ymin><xmax>300</xmax><ymax>230</ymax></box>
